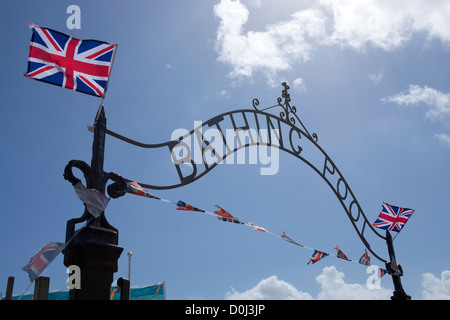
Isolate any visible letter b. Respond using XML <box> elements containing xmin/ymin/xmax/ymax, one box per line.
<box><xmin>67</xmin><ymin>265</ymin><xmax>81</xmax><ymax>289</ymax></box>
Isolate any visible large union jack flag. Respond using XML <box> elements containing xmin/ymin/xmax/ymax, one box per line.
<box><xmin>372</xmin><ymin>202</ymin><xmax>414</xmax><ymax>232</ymax></box>
<box><xmin>25</xmin><ymin>24</ymin><xmax>117</xmax><ymax>97</ymax></box>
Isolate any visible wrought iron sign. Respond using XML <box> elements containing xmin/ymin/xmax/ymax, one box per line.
<box><xmin>105</xmin><ymin>82</ymin><xmax>388</xmax><ymax>263</ymax></box>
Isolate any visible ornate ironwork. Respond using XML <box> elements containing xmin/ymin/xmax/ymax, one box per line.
<box><xmin>253</xmin><ymin>82</ymin><xmax>318</xmax><ymax>142</ymax></box>
<box><xmin>63</xmin><ymin>105</ymin><xmax>127</xmax><ymax>300</ymax></box>
<box><xmin>63</xmin><ymin>106</ymin><xmax>128</xmax><ymax>235</ymax></box>
<box><xmin>102</xmin><ymin>83</ymin><xmax>391</xmax><ymax>264</ymax></box>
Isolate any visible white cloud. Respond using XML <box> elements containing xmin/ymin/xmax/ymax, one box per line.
<box><xmin>382</xmin><ymin>85</ymin><xmax>450</xmax><ymax>146</ymax></box>
<box><xmin>421</xmin><ymin>270</ymin><xmax>450</xmax><ymax>299</ymax></box>
<box><xmin>217</xmin><ymin>89</ymin><xmax>230</xmax><ymax>99</ymax></box>
<box><xmin>224</xmin><ymin>266</ymin><xmax>392</xmax><ymax>300</ymax></box>
<box><xmin>315</xmin><ymin>266</ymin><xmax>391</xmax><ymax>300</ymax></box>
<box><xmin>214</xmin><ymin>0</ymin><xmax>327</xmax><ymax>86</ymax></box>
<box><xmin>381</xmin><ymin>85</ymin><xmax>450</xmax><ymax>120</ymax></box>
<box><xmin>368</xmin><ymin>68</ymin><xmax>384</xmax><ymax>84</ymax></box>
<box><xmin>435</xmin><ymin>133</ymin><xmax>450</xmax><ymax>146</ymax></box>
<box><xmin>214</xmin><ymin>0</ymin><xmax>450</xmax><ymax>85</ymax></box>
<box><xmin>225</xmin><ymin>275</ymin><xmax>313</xmax><ymax>300</ymax></box>
<box><xmin>292</xmin><ymin>78</ymin><xmax>307</xmax><ymax>92</ymax></box>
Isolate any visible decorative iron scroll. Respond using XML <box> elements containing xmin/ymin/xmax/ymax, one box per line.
<box><xmin>104</xmin><ymin>83</ymin><xmax>387</xmax><ymax>262</ymax></box>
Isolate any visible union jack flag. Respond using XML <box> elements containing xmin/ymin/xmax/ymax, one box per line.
<box><xmin>176</xmin><ymin>200</ymin><xmax>205</xmax><ymax>212</ymax></box>
<box><xmin>358</xmin><ymin>250</ymin><xmax>370</xmax><ymax>266</ymax></box>
<box><xmin>376</xmin><ymin>268</ymin><xmax>388</xmax><ymax>280</ymax></box>
<box><xmin>74</xmin><ymin>181</ymin><xmax>109</xmax><ymax>218</ymax></box>
<box><xmin>126</xmin><ymin>181</ymin><xmax>160</xmax><ymax>200</ymax></box>
<box><xmin>21</xmin><ymin>242</ymin><xmax>65</xmax><ymax>282</ymax></box>
<box><xmin>281</xmin><ymin>231</ymin><xmax>303</xmax><ymax>246</ymax></box>
<box><xmin>334</xmin><ymin>245</ymin><xmax>350</xmax><ymax>261</ymax></box>
<box><xmin>214</xmin><ymin>205</ymin><xmax>243</xmax><ymax>224</ymax></box>
<box><xmin>307</xmin><ymin>250</ymin><xmax>329</xmax><ymax>265</ymax></box>
<box><xmin>25</xmin><ymin>24</ymin><xmax>117</xmax><ymax>97</ymax></box>
<box><xmin>372</xmin><ymin>202</ymin><xmax>414</xmax><ymax>232</ymax></box>
<box><xmin>247</xmin><ymin>221</ymin><xmax>267</xmax><ymax>232</ymax></box>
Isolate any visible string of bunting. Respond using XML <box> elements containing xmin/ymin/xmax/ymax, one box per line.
<box><xmin>20</xmin><ymin>181</ymin><xmax>415</xmax><ymax>289</ymax></box>
<box><xmin>125</xmin><ymin>181</ymin><xmax>388</xmax><ymax>279</ymax></box>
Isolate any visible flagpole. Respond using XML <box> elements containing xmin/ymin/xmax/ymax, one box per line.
<box><xmin>18</xmin><ymin>281</ymin><xmax>33</xmax><ymax>300</ymax></box>
<box><xmin>392</xmin><ymin>231</ymin><xmax>400</xmax><ymax>241</ymax></box>
<box><xmin>99</xmin><ymin>43</ymin><xmax>118</xmax><ymax>108</ymax></box>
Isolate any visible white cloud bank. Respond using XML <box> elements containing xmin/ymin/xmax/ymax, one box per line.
<box><xmin>214</xmin><ymin>0</ymin><xmax>327</xmax><ymax>86</ymax></box>
<box><xmin>214</xmin><ymin>0</ymin><xmax>450</xmax><ymax>85</ymax></box>
<box><xmin>225</xmin><ymin>266</ymin><xmax>450</xmax><ymax>300</ymax></box>
<box><xmin>422</xmin><ymin>270</ymin><xmax>450</xmax><ymax>299</ymax></box>
<box><xmin>225</xmin><ymin>266</ymin><xmax>391</xmax><ymax>300</ymax></box>
<box><xmin>225</xmin><ymin>275</ymin><xmax>313</xmax><ymax>300</ymax></box>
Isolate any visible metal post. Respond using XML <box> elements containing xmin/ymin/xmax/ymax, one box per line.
<box><xmin>5</xmin><ymin>276</ymin><xmax>14</xmax><ymax>300</ymax></box>
<box><xmin>63</xmin><ymin>105</ymin><xmax>126</xmax><ymax>300</ymax></box>
<box><xmin>117</xmin><ymin>277</ymin><xmax>130</xmax><ymax>300</ymax></box>
<box><xmin>33</xmin><ymin>276</ymin><xmax>50</xmax><ymax>300</ymax></box>
<box><xmin>385</xmin><ymin>230</ymin><xmax>411</xmax><ymax>300</ymax></box>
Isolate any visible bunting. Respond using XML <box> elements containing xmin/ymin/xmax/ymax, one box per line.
<box><xmin>281</xmin><ymin>231</ymin><xmax>303</xmax><ymax>247</ymax></box>
<box><xmin>19</xmin><ymin>180</ymin><xmax>404</xmax><ymax>291</ymax></box>
<box><xmin>247</xmin><ymin>221</ymin><xmax>268</xmax><ymax>232</ymax></box>
<box><xmin>377</xmin><ymin>268</ymin><xmax>388</xmax><ymax>280</ymax></box>
<box><xmin>127</xmin><ymin>181</ymin><xmax>160</xmax><ymax>200</ymax></box>
<box><xmin>176</xmin><ymin>200</ymin><xmax>205</xmax><ymax>212</ymax></box>
<box><xmin>359</xmin><ymin>250</ymin><xmax>371</xmax><ymax>266</ymax></box>
<box><xmin>308</xmin><ymin>250</ymin><xmax>329</xmax><ymax>265</ymax></box>
<box><xmin>334</xmin><ymin>245</ymin><xmax>350</xmax><ymax>261</ymax></box>
<box><xmin>120</xmin><ymin>181</ymin><xmax>411</xmax><ymax>275</ymax></box>
<box><xmin>73</xmin><ymin>181</ymin><xmax>109</xmax><ymax>218</ymax></box>
<box><xmin>214</xmin><ymin>205</ymin><xmax>243</xmax><ymax>224</ymax></box>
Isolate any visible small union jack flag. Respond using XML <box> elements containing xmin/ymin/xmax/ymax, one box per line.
<box><xmin>214</xmin><ymin>205</ymin><xmax>243</xmax><ymax>224</ymax></box>
<box><xmin>176</xmin><ymin>200</ymin><xmax>205</xmax><ymax>212</ymax></box>
<box><xmin>372</xmin><ymin>202</ymin><xmax>414</xmax><ymax>233</ymax></box>
<box><xmin>358</xmin><ymin>250</ymin><xmax>370</xmax><ymax>266</ymax></box>
<box><xmin>25</xmin><ymin>24</ymin><xmax>117</xmax><ymax>97</ymax></box>
<box><xmin>307</xmin><ymin>250</ymin><xmax>329</xmax><ymax>265</ymax></box>
<box><xmin>247</xmin><ymin>221</ymin><xmax>267</xmax><ymax>232</ymax></box>
<box><xmin>21</xmin><ymin>242</ymin><xmax>65</xmax><ymax>282</ymax></box>
<box><xmin>126</xmin><ymin>181</ymin><xmax>160</xmax><ymax>200</ymax></box>
<box><xmin>281</xmin><ymin>231</ymin><xmax>303</xmax><ymax>246</ymax></box>
<box><xmin>334</xmin><ymin>245</ymin><xmax>350</xmax><ymax>261</ymax></box>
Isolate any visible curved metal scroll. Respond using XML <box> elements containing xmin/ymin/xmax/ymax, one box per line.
<box><xmin>106</xmin><ymin>83</ymin><xmax>387</xmax><ymax>262</ymax></box>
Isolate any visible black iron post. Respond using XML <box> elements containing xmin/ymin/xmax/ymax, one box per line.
<box><xmin>62</xmin><ymin>105</ymin><xmax>127</xmax><ymax>300</ymax></box>
<box><xmin>385</xmin><ymin>230</ymin><xmax>411</xmax><ymax>300</ymax></box>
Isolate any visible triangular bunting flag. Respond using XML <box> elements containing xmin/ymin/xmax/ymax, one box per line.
<box><xmin>176</xmin><ymin>200</ymin><xmax>205</xmax><ymax>212</ymax></box>
<box><xmin>214</xmin><ymin>205</ymin><xmax>243</xmax><ymax>224</ymax></box>
<box><xmin>308</xmin><ymin>250</ymin><xmax>329</xmax><ymax>265</ymax></box>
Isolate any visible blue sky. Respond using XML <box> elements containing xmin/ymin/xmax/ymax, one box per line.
<box><xmin>1</xmin><ymin>0</ymin><xmax>450</xmax><ymax>300</ymax></box>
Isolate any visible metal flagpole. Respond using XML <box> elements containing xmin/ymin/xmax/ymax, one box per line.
<box><xmin>99</xmin><ymin>43</ymin><xmax>118</xmax><ymax>108</ymax></box>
